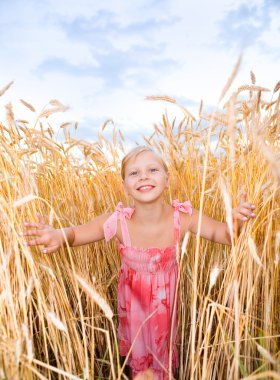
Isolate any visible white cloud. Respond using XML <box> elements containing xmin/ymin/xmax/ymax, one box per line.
<box><xmin>0</xmin><ymin>0</ymin><xmax>279</xmax><ymax>143</ymax></box>
<box><xmin>257</xmin><ymin>7</ymin><xmax>280</xmax><ymax>51</ymax></box>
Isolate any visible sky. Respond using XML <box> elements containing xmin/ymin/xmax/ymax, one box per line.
<box><xmin>0</xmin><ymin>0</ymin><xmax>279</xmax><ymax>144</ymax></box>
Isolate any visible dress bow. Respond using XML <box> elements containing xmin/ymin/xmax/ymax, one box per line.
<box><xmin>103</xmin><ymin>202</ymin><xmax>134</xmax><ymax>242</ymax></box>
<box><xmin>116</xmin><ymin>202</ymin><xmax>134</xmax><ymax>219</ymax></box>
<box><xmin>172</xmin><ymin>199</ymin><xmax>192</xmax><ymax>215</ymax></box>
<box><xmin>172</xmin><ymin>200</ymin><xmax>192</xmax><ymax>242</ymax></box>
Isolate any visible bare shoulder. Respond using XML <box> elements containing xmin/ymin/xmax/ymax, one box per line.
<box><xmin>91</xmin><ymin>212</ymin><xmax>112</xmax><ymax>225</ymax></box>
<box><xmin>87</xmin><ymin>212</ymin><xmax>113</xmax><ymax>236</ymax></box>
<box><xmin>165</xmin><ymin>203</ymin><xmax>175</xmax><ymax>216</ymax></box>
<box><xmin>70</xmin><ymin>211</ymin><xmax>115</xmax><ymax>246</ymax></box>
<box><xmin>179</xmin><ymin>206</ymin><xmax>198</xmax><ymax>236</ymax></box>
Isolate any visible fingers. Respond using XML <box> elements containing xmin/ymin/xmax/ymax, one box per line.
<box><xmin>234</xmin><ymin>204</ymin><xmax>256</xmax><ymax>222</ymax></box>
<box><xmin>239</xmin><ymin>193</ymin><xmax>247</xmax><ymax>204</ymax></box>
<box><xmin>234</xmin><ymin>212</ymin><xmax>255</xmax><ymax>222</ymax></box>
<box><xmin>238</xmin><ymin>207</ymin><xmax>256</xmax><ymax>218</ymax></box>
<box><xmin>236</xmin><ymin>192</ymin><xmax>256</xmax><ymax>222</ymax></box>
<box><xmin>22</xmin><ymin>228</ymin><xmax>43</xmax><ymax>237</ymax></box>
<box><xmin>41</xmin><ymin>246</ymin><xmax>59</xmax><ymax>254</ymax></box>
<box><xmin>23</xmin><ymin>213</ymin><xmax>47</xmax><ymax>230</ymax></box>
<box><xmin>20</xmin><ymin>216</ymin><xmax>59</xmax><ymax>254</ymax></box>
<box><xmin>241</xmin><ymin>202</ymin><xmax>256</xmax><ymax>210</ymax></box>
<box><xmin>25</xmin><ymin>240</ymin><xmax>59</xmax><ymax>254</ymax></box>
<box><xmin>25</xmin><ymin>237</ymin><xmax>44</xmax><ymax>247</ymax></box>
<box><xmin>24</xmin><ymin>221</ymin><xmax>46</xmax><ymax>230</ymax></box>
<box><xmin>24</xmin><ymin>222</ymin><xmax>40</xmax><ymax>229</ymax></box>
<box><xmin>36</xmin><ymin>213</ymin><xmax>47</xmax><ymax>225</ymax></box>
<box><xmin>21</xmin><ymin>227</ymin><xmax>48</xmax><ymax>248</ymax></box>
<box><xmin>23</xmin><ymin>234</ymin><xmax>59</xmax><ymax>253</ymax></box>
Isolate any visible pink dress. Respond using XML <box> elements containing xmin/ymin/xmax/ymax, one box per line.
<box><xmin>103</xmin><ymin>200</ymin><xmax>192</xmax><ymax>379</ymax></box>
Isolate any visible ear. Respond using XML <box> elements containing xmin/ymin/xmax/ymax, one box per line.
<box><xmin>122</xmin><ymin>179</ymin><xmax>128</xmax><ymax>194</ymax></box>
<box><xmin>165</xmin><ymin>172</ymin><xmax>170</xmax><ymax>188</ymax></box>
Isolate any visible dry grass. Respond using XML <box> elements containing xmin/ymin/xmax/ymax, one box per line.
<box><xmin>0</xmin><ymin>75</ymin><xmax>279</xmax><ymax>379</ymax></box>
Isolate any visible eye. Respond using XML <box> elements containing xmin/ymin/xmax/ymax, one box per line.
<box><xmin>150</xmin><ymin>168</ymin><xmax>159</xmax><ymax>173</ymax></box>
<box><xmin>129</xmin><ymin>170</ymin><xmax>138</xmax><ymax>176</ymax></box>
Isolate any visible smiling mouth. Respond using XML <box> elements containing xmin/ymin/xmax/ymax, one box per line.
<box><xmin>137</xmin><ymin>185</ymin><xmax>155</xmax><ymax>191</ymax></box>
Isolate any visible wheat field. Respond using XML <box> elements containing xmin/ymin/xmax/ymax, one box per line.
<box><xmin>0</xmin><ymin>73</ymin><xmax>279</xmax><ymax>380</ymax></box>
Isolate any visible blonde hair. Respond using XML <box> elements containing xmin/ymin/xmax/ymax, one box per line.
<box><xmin>121</xmin><ymin>146</ymin><xmax>168</xmax><ymax>180</ymax></box>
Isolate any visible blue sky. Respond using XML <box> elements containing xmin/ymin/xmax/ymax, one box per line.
<box><xmin>0</xmin><ymin>0</ymin><xmax>279</xmax><ymax>143</ymax></box>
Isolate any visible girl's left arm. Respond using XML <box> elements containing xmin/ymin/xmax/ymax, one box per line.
<box><xmin>187</xmin><ymin>194</ymin><xmax>256</xmax><ymax>245</ymax></box>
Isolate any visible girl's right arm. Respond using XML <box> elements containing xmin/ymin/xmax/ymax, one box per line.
<box><xmin>23</xmin><ymin>213</ymin><xmax>111</xmax><ymax>254</ymax></box>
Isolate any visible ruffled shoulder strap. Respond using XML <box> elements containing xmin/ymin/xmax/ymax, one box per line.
<box><xmin>172</xmin><ymin>199</ymin><xmax>192</xmax><ymax>244</ymax></box>
<box><xmin>103</xmin><ymin>202</ymin><xmax>134</xmax><ymax>246</ymax></box>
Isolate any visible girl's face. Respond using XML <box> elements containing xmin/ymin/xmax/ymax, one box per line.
<box><xmin>123</xmin><ymin>151</ymin><xmax>169</xmax><ymax>204</ymax></box>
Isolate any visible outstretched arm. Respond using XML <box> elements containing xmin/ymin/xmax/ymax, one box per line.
<box><xmin>187</xmin><ymin>194</ymin><xmax>256</xmax><ymax>245</ymax></box>
<box><xmin>22</xmin><ymin>212</ymin><xmax>111</xmax><ymax>254</ymax></box>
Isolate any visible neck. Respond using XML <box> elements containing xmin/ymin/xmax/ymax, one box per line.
<box><xmin>133</xmin><ymin>199</ymin><xmax>166</xmax><ymax>224</ymax></box>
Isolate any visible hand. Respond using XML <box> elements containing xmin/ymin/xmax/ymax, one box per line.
<box><xmin>232</xmin><ymin>193</ymin><xmax>256</xmax><ymax>229</ymax></box>
<box><xmin>22</xmin><ymin>213</ymin><xmax>64</xmax><ymax>254</ymax></box>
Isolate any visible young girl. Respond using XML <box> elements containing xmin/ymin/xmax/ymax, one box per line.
<box><xmin>23</xmin><ymin>146</ymin><xmax>256</xmax><ymax>380</ymax></box>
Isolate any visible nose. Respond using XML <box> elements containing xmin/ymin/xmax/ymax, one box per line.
<box><xmin>139</xmin><ymin>170</ymin><xmax>149</xmax><ymax>180</ymax></box>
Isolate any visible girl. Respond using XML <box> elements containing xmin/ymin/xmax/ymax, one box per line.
<box><xmin>23</xmin><ymin>146</ymin><xmax>256</xmax><ymax>380</ymax></box>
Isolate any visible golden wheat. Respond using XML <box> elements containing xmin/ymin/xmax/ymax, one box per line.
<box><xmin>0</xmin><ymin>76</ymin><xmax>279</xmax><ymax>379</ymax></box>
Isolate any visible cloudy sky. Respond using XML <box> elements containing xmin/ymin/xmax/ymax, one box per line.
<box><xmin>0</xmin><ymin>0</ymin><xmax>279</xmax><ymax>143</ymax></box>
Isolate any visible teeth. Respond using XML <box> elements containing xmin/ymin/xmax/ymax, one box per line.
<box><xmin>139</xmin><ymin>186</ymin><xmax>153</xmax><ymax>190</ymax></box>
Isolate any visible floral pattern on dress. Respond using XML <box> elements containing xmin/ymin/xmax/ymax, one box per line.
<box><xmin>103</xmin><ymin>200</ymin><xmax>192</xmax><ymax>379</ymax></box>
